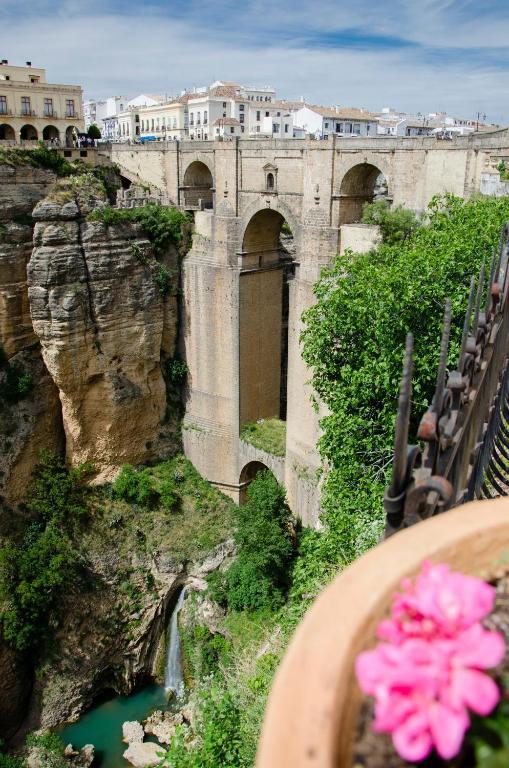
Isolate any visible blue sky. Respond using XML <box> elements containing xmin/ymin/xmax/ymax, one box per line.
<box><xmin>2</xmin><ymin>0</ymin><xmax>508</xmax><ymax>123</ymax></box>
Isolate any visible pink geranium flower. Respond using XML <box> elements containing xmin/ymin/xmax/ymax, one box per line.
<box><xmin>355</xmin><ymin>562</ymin><xmax>505</xmax><ymax>762</ymax></box>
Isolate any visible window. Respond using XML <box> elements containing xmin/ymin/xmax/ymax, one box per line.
<box><xmin>204</xmin><ymin>134</ymin><xmax>208</xmax><ymax>140</ymax></box>
<box><xmin>265</xmin><ymin>111</ymin><xmax>269</xmax><ymax>117</ymax></box>
<box><xmin>216</xmin><ymin>127</ymin><xmax>220</xmax><ymax>134</ymax></box>
<box><xmin>367</xmin><ymin>124</ymin><xmax>371</xmax><ymax>133</ymax></box>
<box><xmin>230</xmin><ymin>126</ymin><xmax>234</xmax><ymax>133</ymax></box>
<box><xmin>239</xmin><ymin>113</ymin><xmax>244</xmax><ymax>124</ymax></box>
<box><xmin>239</xmin><ymin>104</ymin><xmax>244</xmax><ymax>111</ymax></box>
<box><xmin>44</xmin><ymin>97</ymin><xmax>53</xmax><ymax>116</ymax></box>
<box><xmin>30</xmin><ymin>76</ymin><xmax>39</xmax><ymax>84</ymax></box>
<box><xmin>151</xmin><ymin>119</ymin><xmax>154</xmax><ymax>129</ymax></box>
<box><xmin>223</xmin><ymin>112</ymin><xmax>226</xmax><ymax>118</ymax></box>
<box><xmin>0</xmin><ymin>95</ymin><xmax>6</xmax><ymax>114</ymax></box>
<box><xmin>65</xmin><ymin>99</ymin><xmax>75</xmax><ymax>117</ymax></box>
<box><xmin>204</xmin><ymin>110</ymin><xmax>208</xmax><ymax>124</ymax></box>
<box><xmin>162</xmin><ymin>117</ymin><xmax>166</xmax><ymax>126</ymax></box>
<box><xmin>223</xmin><ymin>101</ymin><xmax>226</xmax><ymax>108</ymax></box>
<box><xmin>173</xmin><ymin>117</ymin><xmax>177</xmax><ymax>128</ymax></box>
<box><xmin>353</xmin><ymin>123</ymin><xmax>360</xmax><ymax>133</ymax></box>
<box><xmin>21</xmin><ymin>96</ymin><xmax>31</xmax><ymax>116</ymax></box>
<box><xmin>256</xmin><ymin>111</ymin><xmax>260</xmax><ymax>121</ymax></box>
<box><xmin>277</xmin><ymin>112</ymin><xmax>280</xmax><ymax>117</ymax></box>
<box><xmin>346</xmin><ymin>123</ymin><xmax>353</xmax><ymax>133</ymax></box>
<box><xmin>285</xmin><ymin>124</ymin><xmax>289</xmax><ymax>133</ymax></box>
<box><xmin>324</xmin><ymin>122</ymin><xmax>329</xmax><ymax>128</ymax></box>
<box><xmin>190</xmin><ymin>113</ymin><xmax>194</xmax><ymax>125</ymax></box>
<box><xmin>335</xmin><ymin>122</ymin><xmax>341</xmax><ymax>133</ymax></box>
<box><xmin>197</xmin><ymin>111</ymin><xmax>201</xmax><ymax>125</ymax></box>
<box><xmin>266</xmin><ymin>172</ymin><xmax>275</xmax><ymax>189</ymax></box>
<box><xmin>241</xmin><ymin>126</ymin><xmax>244</xmax><ymax>133</ymax></box>
<box><xmin>141</xmin><ymin>120</ymin><xmax>144</xmax><ymax>130</ymax></box>
<box><xmin>256</xmin><ymin>126</ymin><xmax>260</xmax><ymax>133</ymax></box>
<box><xmin>272</xmin><ymin>123</ymin><xmax>278</xmax><ymax>133</ymax></box>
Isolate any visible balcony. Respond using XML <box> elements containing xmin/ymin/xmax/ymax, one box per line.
<box><xmin>0</xmin><ymin>109</ymin><xmax>12</xmax><ymax>116</ymax></box>
<box><xmin>65</xmin><ymin>112</ymin><xmax>78</xmax><ymax>119</ymax></box>
<box><xmin>20</xmin><ymin>109</ymin><xmax>36</xmax><ymax>117</ymax></box>
<box><xmin>44</xmin><ymin>111</ymin><xmax>58</xmax><ymax>119</ymax></box>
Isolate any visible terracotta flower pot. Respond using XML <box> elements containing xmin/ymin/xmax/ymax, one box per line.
<box><xmin>256</xmin><ymin>496</ymin><xmax>509</xmax><ymax>768</ymax></box>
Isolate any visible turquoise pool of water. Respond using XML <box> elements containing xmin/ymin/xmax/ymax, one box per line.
<box><xmin>59</xmin><ymin>685</ymin><xmax>169</xmax><ymax>768</ymax></box>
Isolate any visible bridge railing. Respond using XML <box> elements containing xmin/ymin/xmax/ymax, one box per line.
<box><xmin>384</xmin><ymin>222</ymin><xmax>509</xmax><ymax>535</ymax></box>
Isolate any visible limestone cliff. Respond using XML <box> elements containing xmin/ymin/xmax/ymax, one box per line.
<box><xmin>27</xmin><ymin>177</ymin><xmax>179</xmax><ymax>482</ymax></box>
<box><xmin>0</xmin><ymin>164</ymin><xmax>64</xmax><ymax>507</ymax></box>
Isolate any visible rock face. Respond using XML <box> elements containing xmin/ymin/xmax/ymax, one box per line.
<box><xmin>0</xmin><ymin>640</ymin><xmax>32</xmax><ymax>740</ymax></box>
<box><xmin>27</xmin><ymin>179</ymin><xmax>179</xmax><ymax>480</ymax></box>
<box><xmin>123</xmin><ymin>741</ymin><xmax>164</xmax><ymax>768</ymax></box>
<box><xmin>0</xmin><ymin>165</ymin><xmax>54</xmax><ymax>357</ymax></box>
<box><xmin>0</xmin><ymin>164</ymin><xmax>64</xmax><ymax>507</ymax></box>
<box><xmin>123</xmin><ymin>720</ymin><xmax>145</xmax><ymax>744</ymax></box>
<box><xmin>144</xmin><ymin>709</ymin><xmax>184</xmax><ymax>745</ymax></box>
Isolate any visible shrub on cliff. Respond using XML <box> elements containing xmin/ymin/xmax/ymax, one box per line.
<box><xmin>0</xmin><ymin>454</ymin><xmax>89</xmax><ymax>653</ymax></box>
<box><xmin>89</xmin><ymin>204</ymin><xmax>189</xmax><ymax>253</ymax></box>
<box><xmin>113</xmin><ymin>464</ymin><xmax>159</xmax><ymax>507</ymax></box>
<box><xmin>225</xmin><ymin>472</ymin><xmax>294</xmax><ymax>610</ymax></box>
<box><xmin>361</xmin><ymin>198</ymin><xmax>419</xmax><ymax>245</ymax></box>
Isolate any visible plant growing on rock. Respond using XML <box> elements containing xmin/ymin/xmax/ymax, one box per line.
<box><xmin>112</xmin><ymin>464</ymin><xmax>159</xmax><ymax>507</ymax></box>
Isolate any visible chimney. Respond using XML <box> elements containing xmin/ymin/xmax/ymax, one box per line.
<box><xmin>26</xmin><ymin>61</ymin><xmax>32</xmax><ymax>67</ymax></box>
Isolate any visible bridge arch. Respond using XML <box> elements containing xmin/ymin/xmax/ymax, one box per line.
<box><xmin>338</xmin><ymin>162</ymin><xmax>390</xmax><ymax>225</ymax></box>
<box><xmin>182</xmin><ymin>160</ymin><xmax>214</xmax><ymax>209</ymax></box>
<box><xmin>239</xmin><ymin>205</ymin><xmax>296</xmax><ymax>428</ymax></box>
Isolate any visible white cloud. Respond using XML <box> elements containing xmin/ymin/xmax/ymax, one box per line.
<box><xmin>1</xmin><ymin>4</ymin><xmax>508</xmax><ymax>124</ymax></box>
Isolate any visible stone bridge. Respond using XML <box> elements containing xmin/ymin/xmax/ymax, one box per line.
<box><xmin>102</xmin><ymin>131</ymin><xmax>509</xmax><ymax>525</ymax></box>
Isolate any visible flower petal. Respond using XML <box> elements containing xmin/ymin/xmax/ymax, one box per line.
<box><xmin>452</xmin><ymin>668</ymin><xmax>500</xmax><ymax>716</ymax></box>
<box><xmin>392</xmin><ymin>711</ymin><xmax>433</xmax><ymax>763</ymax></box>
<box><xmin>429</xmin><ymin>702</ymin><xmax>469</xmax><ymax>760</ymax></box>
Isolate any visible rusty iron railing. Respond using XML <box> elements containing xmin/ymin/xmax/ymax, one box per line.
<box><xmin>384</xmin><ymin>223</ymin><xmax>509</xmax><ymax>535</ymax></box>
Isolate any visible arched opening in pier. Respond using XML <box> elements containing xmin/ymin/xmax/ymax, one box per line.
<box><xmin>65</xmin><ymin>125</ymin><xmax>79</xmax><ymax>147</ymax></box>
<box><xmin>20</xmin><ymin>124</ymin><xmax>38</xmax><ymax>141</ymax></box>
<box><xmin>0</xmin><ymin>124</ymin><xmax>15</xmax><ymax>141</ymax></box>
<box><xmin>182</xmin><ymin>161</ymin><xmax>214</xmax><ymax>209</ymax></box>
<box><xmin>339</xmin><ymin>162</ymin><xmax>388</xmax><ymax>225</ymax></box>
<box><xmin>239</xmin><ymin>461</ymin><xmax>271</xmax><ymax>504</ymax></box>
<box><xmin>43</xmin><ymin>125</ymin><xmax>60</xmax><ymax>142</ymax></box>
<box><xmin>239</xmin><ymin>209</ymin><xmax>295</xmax><ymax>437</ymax></box>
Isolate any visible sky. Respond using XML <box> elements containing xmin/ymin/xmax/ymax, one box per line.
<box><xmin>1</xmin><ymin>0</ymin><xmax>509</xmax><ymax>124</ymax></box>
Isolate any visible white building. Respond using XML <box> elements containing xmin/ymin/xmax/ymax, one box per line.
<box><xmin>290</xmin><ymin>103</ymin><xmax>378</xmax><ymax>138</ymax></box>
<box><xmin>83</xmin><ymin>95</ymin><xmax>128</xmax><ymax>139</ymax></box>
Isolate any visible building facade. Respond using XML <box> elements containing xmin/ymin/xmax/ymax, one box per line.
<box><xmin>138</xmin><ymin>99</ymin><xmax>188</xmax><ymax>141</ymax></box>
<box><xmin>0</xmin><ymin>60</ymin><xmax>83</xmax><ymax>145</ymax></box>
<box><xmin>83</xmin><ymin>95</ymin><xmax>128</xmax><ymax>139</ymax></box>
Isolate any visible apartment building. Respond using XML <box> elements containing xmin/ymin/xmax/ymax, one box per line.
<box><xmin>290</xmin><ymin>102</ymin><xmax>377</xmax><ymax>137</ymax></box>
<box><xmin>0</xmin><ymin>60</ymin><xmax>83</xmax><ymax>144</ymax></box>
<box><xmin>83</xmin><ymin>95</ymin><xmax>128</xmax><ymax>140</ymax></box>
<box><xmin>138</xmin><ymin>98</ymin><xmax>188</xmax><ymax>140</ymax></box>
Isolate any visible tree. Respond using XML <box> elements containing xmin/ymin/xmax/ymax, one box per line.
<box><xmin>87</xmin><ymin>123</ymin><xmax>101</xmax><ymax>140</ymax></box>
<box><xmin>225</xmin><ymin>471</ymin><xmax>294</xmax><ymax>610</ymax></box>
<box><xmin>301</xmin><ymin>194</ymin><xmax>509</xmax><ymax>566</ymax></box>
<box><xmin>362</xmin><ymin>199</ymin><xmax>419</xmax><ymax>245</ymax></box>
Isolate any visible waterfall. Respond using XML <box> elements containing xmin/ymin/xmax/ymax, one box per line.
<box><xmin>164</xmin><ymin>587</ymin><xmax>186</xmax><ymax>698</ymax></box>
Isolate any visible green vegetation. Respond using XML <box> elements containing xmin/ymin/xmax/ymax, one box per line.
<box><xmin>240</xmin><ymin>418</ymin><xmax>286</xmax><ymax>457</ymax></box>
<box><xmin>113</xmin><ymin>464</ymin><xmax>159</xmax><ymax>508</ymax></box>
<box><xmin>25</xmin><ymin>732</ymin><xmax>66</xmax><ymax>768</ymax></box>
<box><xmin>165</xmin><ymin>358</ymin><xmax>188</xmax><ymax>385</ymax></box>
<box><xmin>87</xmin><ymin>124</ymin><xmax>101</xmax><ymax>140</ymax></box>
<box><xmin>0</xmin><ymin>741</ymin><xmax>23</xmax><ymax>768</ymax></box>
<box><xmin>92</xmin><ymin>455</ymin><xmax>234</xmax><ymax>562</ymax></box>
<box><xmin>362</xmin><ymin>198</ymin><xmax>419</xmax><ymax>245</ymax></box>
<box><xmin>0</xmin><ymin>142</ymin><xmax>75</xmax><ymax>177</ymax></box>
<box><xmin>154</xmin><ymin>263</ymin><xmax>172</xmax><ymax>295</ymax></box>
<box><xmin>498</xmin><ymin>160</ymin><xmax>509</xmax><ymax>181</ymax></box>
<box><xmin>88</xmin><ymin>204</ymin><xmax>190</xmax><ymax>254</ymax></box>
<box><xmin>0</xmin><ymin>453</ymin><xmax>88</xmax><ymax>652</ymax></box>
<box><xmin>0</xmin><ymin>360</ymin><xmax>32</xmax><ymax>405</ymax></box>
<box><xmin>301</xmin><ymin>193</ymin><xmax>509</xmax><ymax>572</ymax></box>
<box><xmin>222</xmin><ymin>472</ymin><xmax>295</xmax><ymax>611</ymax></box>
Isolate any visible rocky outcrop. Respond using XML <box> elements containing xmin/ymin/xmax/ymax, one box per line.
<box><xmin>123</xmin><ymin>741</ymin><xmax>163</xmax><ymax>767</ymax></box>
<box><xmin>0</xmin><ymin>165</ymin><xmax>54</xmax><ymax>358</ymax></box>
<box><xmin>0</xmin><ymin>346</ymin><xmax>64</xmax><ymax>506</ymax></box>
<box><xmin>144</xmin><ymin>709</ymin><xmax>185</xmax><ymax>745</ymax></box>
<box><xmin>123</xmin><ymin>721</ymin><xmax>145</xmax><ymax>744</ymax></box>
<box><xmin>0</xmin><ymin>164</ymin><xmax>64</xmax><ymax>506</ymax></box>
<box><xmin>27</xmin><ymin>178</ymin><xmax>179</xmax><ymax>481</ymax></box>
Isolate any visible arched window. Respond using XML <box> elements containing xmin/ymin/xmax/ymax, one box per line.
<box><xmin>266</xmin><ymin>172</ymin><xmax>275</xmax><ymax>190</ymax></box>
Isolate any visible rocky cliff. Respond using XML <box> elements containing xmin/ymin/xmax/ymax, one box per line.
<box><xmin>27</xmin><ymin>176</ymin><xmax>179</xmax><ymax>481</ymax></box>
<box><xmin>0</xmin><ymin>164</ymin><xmax>64</xmax><ymax>508</ymax></box>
